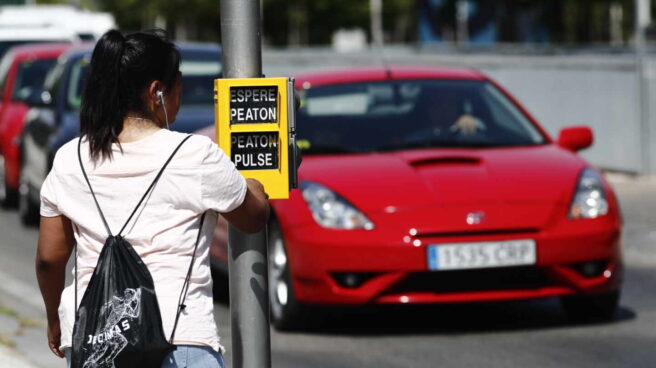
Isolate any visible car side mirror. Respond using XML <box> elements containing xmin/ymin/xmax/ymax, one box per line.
<box><xmin>558</xmin><ymin>126</ymin><xmax>593</xmax><ymax>152</ymax></box>
<box><xmin>24</xmin><ymin>88</ymin><xmax>52</xmax><ymax>107</ymax></box>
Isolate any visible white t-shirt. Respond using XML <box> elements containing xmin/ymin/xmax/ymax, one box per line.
<box><xmin>40</xmin><ymin>129</ymin><xmax>247</xmax><ymax>352</ymax></box>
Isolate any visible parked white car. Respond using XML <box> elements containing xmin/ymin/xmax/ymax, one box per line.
<box><xmin>0</xmin><ymin>27</ymin><xmax>79</xmax><ymax>59</ymax></box>
<box><xmin>0</xmin><ymin>5</ymin><xmax>115</xmax><ymax>41</ymax></box>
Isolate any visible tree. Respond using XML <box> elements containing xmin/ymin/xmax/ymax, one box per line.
<box><xmin>94</xmin><ymin>0</ymin><xmax>221</xmax><ymax>41</ymax></box>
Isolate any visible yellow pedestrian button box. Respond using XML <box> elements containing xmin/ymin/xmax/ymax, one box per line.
<box><xmin>215</xmin><ymin>77</ymin><xmax>298</xmax><ymax>199</ymax></box>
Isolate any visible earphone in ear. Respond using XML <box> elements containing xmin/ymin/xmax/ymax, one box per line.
<box><xmin>156</xmin><ymin>90</ymin><xmax>165</xmax><ymax>105</ymax></box>
<box><xmin>156</xmin><ymin>89</ymin><xmax>170</xmax><ymax>130</ymax></box>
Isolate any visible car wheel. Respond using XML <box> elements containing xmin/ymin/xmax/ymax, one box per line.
<box><xmin>210</xmin><ymin>266</ymin><xmax>230</xmax><ymax>303</ymax></box>
<box><xmin>0</xmin><ymin>156</ymin><xmax>17</xmax><ymax>207</ymax></box>
<box><xmin>268</xmin><ymin>220</ymin><xmax>307</xmax><ymax>330</ymax></box>
<box><xmin>561</xmin><ymin>290</ymin><xmax>620</xmax><ymax>322</ymax></box>
<box><xmin>18</xmin><ymin>170</ymin><xmax>39</xmax><ymax>226</ymax></box>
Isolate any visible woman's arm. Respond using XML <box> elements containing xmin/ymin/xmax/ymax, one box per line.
<box><xmin>35</xmin><ymin>215</ymin><xmax>75</xmax><ymax>358</ymax></box>
<box><xmin>222</xmin><ymin>178</ymin><xmax>270</xmax><ymax>233</ymax></box>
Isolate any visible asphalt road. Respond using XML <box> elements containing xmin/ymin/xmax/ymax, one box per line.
<box><xmin>1</xmin><ymin>175</ymin><xmax>655</xmax><ymax>368</ymax></box>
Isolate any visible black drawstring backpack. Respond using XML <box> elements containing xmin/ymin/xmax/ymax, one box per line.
<box><xmin>71</xmin><ymin>135</ymin><xmax>204</xmax><ymax>368</ymax></box>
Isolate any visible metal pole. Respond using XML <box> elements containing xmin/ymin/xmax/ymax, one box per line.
<box><xmin>220</xmin><ymin>1</ymin><xmax>271</xmax><ymax>368</ymax></box>
<box><xmin>635</xmin><ymin>0</ymin><xmax>651</xmax><ymax>174</ymax></box>
<box><xmin>610</xmin><ymin>3</ymin><xmax>623</xmax><ymax>47</ymax></box>
<box><xmin>221</xmin><ymin>0</ymin><xmax>262</xmax><ymax>79</ymax></box>
<box><xmin>456</xmin><ymin>0</ymin><xmax>469</xmax><ymax>45</ymax></box>
<box><xmin>370</xmin><ymin>0</ymin><xmax>383</xmax><ymax>48</ymax></box>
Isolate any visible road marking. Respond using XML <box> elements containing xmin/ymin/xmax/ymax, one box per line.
<box><xmin>0</xmin><ymin>269</ymin><xmax>44</xmax><ymax>310</ymax></box>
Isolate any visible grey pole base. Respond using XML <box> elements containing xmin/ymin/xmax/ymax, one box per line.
<box><xmin>228</xmin><ymin>225</ymin><xmax>271</xmax><ymax>368</ymax></box>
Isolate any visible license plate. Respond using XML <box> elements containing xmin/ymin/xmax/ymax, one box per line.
<box><xmin>427</xmin><ymin>239</ymin><xmax>536</xmax><ymax>271</ymax></box>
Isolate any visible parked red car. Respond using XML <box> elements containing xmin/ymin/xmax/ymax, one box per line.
<box><xmin>201</xmin><ymin>66</ymin><xmax>623</xmax><ymax>330</ymax></box>
<box><xmin>0</xmin><ymin>43</ymin><xmax>70</xmax><ymax>206</ymax></box>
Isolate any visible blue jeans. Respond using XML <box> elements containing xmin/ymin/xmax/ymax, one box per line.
<box><xmin>65</xmin><ymin>345</ymin><xmax>225</xmax><ymax>368</ymax></box>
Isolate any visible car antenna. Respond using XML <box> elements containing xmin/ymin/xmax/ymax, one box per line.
<box><xmin>377</xmin><ymin>46</ymin><xmax>392</xmax><ymax>80</ymax></box>
<box><xmin>384</xmin><ymin>60</ymin><xmax>393</xmax><ymax>80</ymax></box>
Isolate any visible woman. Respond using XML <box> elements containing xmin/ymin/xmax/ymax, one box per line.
<box><xmin>35</xmin><ymin>29</ymin><xmax>269</xmax><ymax>367</ymax></box>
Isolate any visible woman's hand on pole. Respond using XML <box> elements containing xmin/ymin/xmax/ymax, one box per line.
<box><xmin>223</xmin><ymin>178</ymin><xmax>270</xmax><ymax>233</ymax></box>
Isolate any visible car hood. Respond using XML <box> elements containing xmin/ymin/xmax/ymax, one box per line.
<box><xmin>298</xmin><ymin>145</ymin><xmax>587</xmax><ymax>231</ymax></box>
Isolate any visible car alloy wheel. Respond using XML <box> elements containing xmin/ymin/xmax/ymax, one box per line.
<box><xmin>0</xmin><ymin>155</ymin><xmax>17</xmax><ymax>207</ymax></box>
<box><xmin>270</xmin><ymin>233</ymin><xmax>289</xmax><ymax>308</ymax></box>
<box><xmin>267</xmin><ymin>221</ymin><xmax>306</xmax><ymax>330</ymax></box>
<box><xmin>18</xmin><ymin>171</ymin><xmax>39</xmax><ymax>226</ymax></box>
<box><xmin>0</xmin><ymin>155</ymin><xmax>6</xmax><ymax>203</ymax></box>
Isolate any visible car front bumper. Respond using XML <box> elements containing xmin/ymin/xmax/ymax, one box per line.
<box><xmin>284</xmin><ymin>210</ymin><xmax>622</xmax><ymax>306</ymax></box>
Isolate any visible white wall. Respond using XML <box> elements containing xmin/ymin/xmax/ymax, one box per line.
<box><xmin>262</xmin><ymin>48</ymin><xmax>648</xmax><ymax>173</ymax></box>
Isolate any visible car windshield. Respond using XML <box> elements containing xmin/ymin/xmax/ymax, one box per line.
<box><xmin>296</xmin><ymin>79</ymin><xmax>546</xmax><ymax>154</ymax></box>
<box><xmin>12</xmin><ymin>58</ymin><xmax>58</xmax><ymax>101</ymax></box>
<box><xmin>67</xmin><ymin>52</ymin><xmax>221</xmax><ymax>110</ymax></box>
<box><xmin>179</xmin><ymin>56</ymin><xmax>221</xmax><ymax>105</ymax></box>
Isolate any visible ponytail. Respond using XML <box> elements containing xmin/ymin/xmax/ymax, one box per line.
<box><xmin>80</xmin><ymin>29</ymin><xmax>180</xmax><ymax>161</ymax></box>
<box><xmin>80</xmin><ymin>30</ymin><xmax>125</xmax><ymax>161</ymax></box>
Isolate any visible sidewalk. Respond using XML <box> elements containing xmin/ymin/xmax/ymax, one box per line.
<box><xmin>0</xmin><ymin>344</ymin><xmax>38</xmax><ymax>368</ymax></box>
<box><xmin>0</xmin><ymin>277</ymin><xmax>60</xmax><ymax>368</ymax></box>
<box><xmin>0</xmin><ymin>302</ymin><xmax>44</xmax><ymax>368</ymax></box>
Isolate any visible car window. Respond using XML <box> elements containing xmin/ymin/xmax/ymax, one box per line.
<box><xmin>305</xmin><ymin>82</ymin><xmax>417</xmax><ymax>117</ymax></box>
<box><xmin>77</xmin><ymin>33</ymin><xmax>95</xmax><ymax>41</ymax></box>
<box><xmin>179</xmin><ymin>58</ymin><xmax>221</xmax><ymax>106</ymax></box>
<box><xmin>11</xmin><ymin>58</ymin><xmax>57</xmax><ymax>101</ymax></box>
<box><xmin>297</xmin><ymin>80</ymin><xmax>546</xmax><ymax>154</ymax></box>
<box><xmin>43</xmin><ymin>56</ymin><xmax>68</xmax><ymax>104</ymax></box>
<box><xmin>66</xmin><ymin>56</ymin><xmax>89</xmax><ymax>110</ymax></box>
<box><xmin>481</xmin><ymin>84</ymin><xmax>544</xmax><ymax>144</ymax></box>
<box><xmin>0</xmin><ymin>50</ymin><xmax>13</xmax><ymax>96</ymax></box>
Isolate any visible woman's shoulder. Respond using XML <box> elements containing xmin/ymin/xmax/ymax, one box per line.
<box><xmin>168</xmin><ymin>130</ymin><xmax>214</xmax><ymax>147</ymax></box>
<box><xmin>165</xmin><ymin>130</ymin><xmax>216</xmax><ymax>155</ymax></box>
<box><xmin>59</xmin><ymin>136</ymin><xmax>83</xmax><ymax>153</ymax></box>
<box><xmin>51</xmin><ymin>137</ymin><xmax>83</xmax><ymax>172</ymax></box>
<box><xmin>155</xmin><ymin>130</ymin><xmax>225</xmax><ymax>168</ymax></box>
<box><xmin>52</xmin><ymin>132</ymin><xmax>220</xmax><ymax>172</ymax></box>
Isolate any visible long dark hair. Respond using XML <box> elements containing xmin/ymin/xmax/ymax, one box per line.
<box><xmin>80</xmin><ymin>29</ymin><xmax>181</xmax><ymax>161</ymax></box>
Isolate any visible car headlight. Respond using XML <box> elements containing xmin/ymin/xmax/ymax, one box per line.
<box><xmin>569</xmin><ymin>168</ymin><xmax>609</xmax><ymax>219</ymax></box>
<box><xmin>300</xmin><ymin>181</ymin><xmax>374</xmax><ymax>230</ymax></box>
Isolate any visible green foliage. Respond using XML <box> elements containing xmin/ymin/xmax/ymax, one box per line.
<box><xmin>263</xmin><ymin>0</ymin><xmax>370</xmax><ymax>46</ymax></box>
<box><xmin>97</xmin><ymin>0</ymin><xmax>146</xmax><ymax>32</ymax></box>
<box><xmin>87</xmin><ymin>0</ymin><xmax>651</xmax><ymax>45</ymax></box>
<box><xmin>94</xmin><ymin>0</ymin><xmax>414</xmax><ymax>45</ymax></box>
<box><xmin>263</xmin><ymin>0</ymin><xmax>416</xmax><ymax>46</ymax></box>
<box><xmin>95</xmin><ymin>0</ymin><xmax>220</xmax><ymax>40</ymax></box>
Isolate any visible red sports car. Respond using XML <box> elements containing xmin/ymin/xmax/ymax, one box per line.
<box><xmin>203</xmin><ymin>66</ymin><xmax>622</xmax><ymax>330</ymax></box>
<box><xmin>0</xmin><ymin>43</ymin><xmax>70</xmax><ymax>206</ymax></box>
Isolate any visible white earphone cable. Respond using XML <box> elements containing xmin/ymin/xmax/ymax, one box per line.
<box><xmin>158</xmin><ymin>90</ymin><xmax>170</xmax><ymax>130</ymax></box>
<box><xmin>162</xmin><ymin>102</ymin><xmax>169</xmax><ymax>130</ymax></box>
